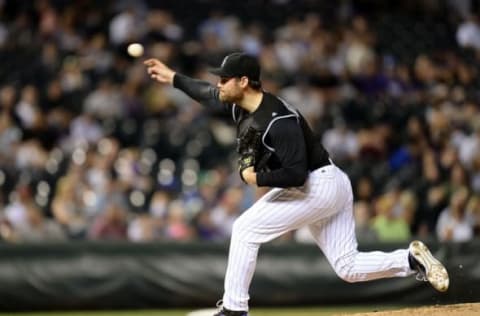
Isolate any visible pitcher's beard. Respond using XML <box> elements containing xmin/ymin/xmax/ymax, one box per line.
<box><xmin>219</xmin><ymin>91</ymin><xmax>242</xmax><ymax>104</ymax></box>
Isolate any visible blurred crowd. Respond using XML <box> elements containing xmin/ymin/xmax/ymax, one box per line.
<box><xmin>0</xmin><ymin>0</ymin><xmax>480</xmax><ymax>244</ymax></box>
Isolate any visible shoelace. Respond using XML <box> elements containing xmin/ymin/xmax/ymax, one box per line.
<box><xmin>216</xmin><ymin>299</ymin><xmax>224</xmax><ymax>313</ymax></box>
<box><xmin>214</xmin><ymin>299</ymin><xmax>248</xmax><ymax>316</ymax></box>
<box><xmin>415</xmin><ymin>272</ymin><xmax>427</xmax><ymax>282</ymax></box>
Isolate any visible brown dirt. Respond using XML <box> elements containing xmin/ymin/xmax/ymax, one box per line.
<box><xmin>335</xmin><ymin>303</ymin><xmax>480</xmax><ymax>316</ymax></box>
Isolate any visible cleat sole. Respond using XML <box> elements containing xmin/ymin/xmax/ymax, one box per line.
<box><xmin>409</xmin><ymin>240</ymin><xmax>449</xmax><ymax>292</ymax></box>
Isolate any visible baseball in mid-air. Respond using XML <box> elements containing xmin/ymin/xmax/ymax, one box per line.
<box><xmin>127</xmin><ymin>43</ymin><xmax>144</xmax><ymax>57</ymax></box>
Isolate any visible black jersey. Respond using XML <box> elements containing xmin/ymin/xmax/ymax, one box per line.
<box><xmin>173</xmin><ymin>73</ymin><xmax>330</xmax><ymax>188</ymax></box>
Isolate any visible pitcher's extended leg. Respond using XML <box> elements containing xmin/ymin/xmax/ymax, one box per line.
<box><xmin>308</xmin><ymin>171</ymin><xmax>414</xmax><ymax>282</ymax></box>
<box><xmin>309</xmin><ymin>206</ymin><xmax>413</xmax><ymax>282</ymax></box>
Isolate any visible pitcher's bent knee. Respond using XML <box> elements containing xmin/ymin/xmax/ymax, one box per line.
<box><xmin>335</xmin><ymin>268</ymin><xmax>359</xmax><ymax>283</ymax></box>
<box><xmin>333</xmin><ymin>254</ymin><xmax>363</xmax><ymax>283</ymax></box>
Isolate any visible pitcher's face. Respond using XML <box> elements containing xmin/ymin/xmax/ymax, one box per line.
<box><xmin>217</xmin><ymin>77</ymin><xmax>244</xmax><ymax>103</ymax></box>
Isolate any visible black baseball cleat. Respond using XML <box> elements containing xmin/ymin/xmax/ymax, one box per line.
<box><xmin>408</xmin><ymin>240</ymin><xmax>449</xmax><ymax>292</ymax></box>
<box><xmin>213</xmin><ymin>300</ymin><xmax>248</xmax><ymax>316</ymax></box>
<box><xmin>213</xmin><ymin>308</ymin><xmax>248</xmax><ymax>316</ymax></box>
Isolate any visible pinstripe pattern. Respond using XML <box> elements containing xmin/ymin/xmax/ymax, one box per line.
<box><xmin>222</xmin><ymin>165</ymin><xmax>414</xmax><ymax>311</ymax></box>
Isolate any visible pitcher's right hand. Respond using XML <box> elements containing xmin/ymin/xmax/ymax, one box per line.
<box><xmin>144</xmin><ymin>59</ymin><xmax>175</xmax><ymax>84</ymax></box>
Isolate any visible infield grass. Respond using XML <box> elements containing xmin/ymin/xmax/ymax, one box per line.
<box><xmin>0</xmin><ymin>305</ymin><xmax>402</xmax><ymax>316</ymax></box>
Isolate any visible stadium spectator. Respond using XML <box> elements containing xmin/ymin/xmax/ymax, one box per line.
<box><xmin>372</xmin><ymin>190</ymin><xmax>411</xmax><ymax>242</ymax></box>
<box><xmin>210</xmin><ymin>187</ymin><xmax>244</xmax><ymax>240</ymax></box>
<box><xmin>88</xmin><ymin>202</ymin><xmax>128</xmax><ymax>240</ymax></box>
<box><xmin>436</xmin><ymin>186</ymin><xmax>474</xmax><ymax>242</ymax></box>
<box><xmin>15</xmin><ymin>205</ymin><xmax>66</xmax><ymax>242</ymax></box>
<box><xmin>353</xmin><ymin>201</ymin><xmax>378</xmax><ymax>243</ymax></box>
<box><xmin>456</xmin><ymin>15</ymin><xmax>480</xmax><ymax>51</ymax></box>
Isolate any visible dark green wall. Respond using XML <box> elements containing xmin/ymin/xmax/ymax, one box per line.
<box><xmin>0</xmin><ymin>240</ymin><xmax>477</xmax><ymax>311</ymax></box>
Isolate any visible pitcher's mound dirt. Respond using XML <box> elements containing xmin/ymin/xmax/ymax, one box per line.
<box><xmin>336</xmin><ymin>303</ymin><xmax>480</xmax><ymax>316</ymax></box>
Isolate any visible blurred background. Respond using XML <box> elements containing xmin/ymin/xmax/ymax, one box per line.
<box><xmin>0</xmin><ymin>0</ymin><xmax>479</xmax><ymax>312</ymax></box>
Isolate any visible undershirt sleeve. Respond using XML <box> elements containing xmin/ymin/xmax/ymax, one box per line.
<box><xmin>173</xmin><ymin>73</ymin><xmax>225</xmax><ymax>108</ymax></box>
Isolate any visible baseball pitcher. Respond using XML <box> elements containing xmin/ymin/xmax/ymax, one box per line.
<box><xmin>145</xmin><ymin>52</ymin><xmax>449</xmax><ymax>316</ymax></box>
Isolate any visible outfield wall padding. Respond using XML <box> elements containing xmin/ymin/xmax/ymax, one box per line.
<box><xmin>0</xmin><ymin>240</ymin><xmax>477</xmax><ymax>311</ymax></box>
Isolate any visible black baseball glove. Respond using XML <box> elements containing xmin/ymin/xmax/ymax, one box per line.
<box><xmin>237</xmin><ymin>127</ymin><xmax>270</xmax><ymax>183</ymax></box>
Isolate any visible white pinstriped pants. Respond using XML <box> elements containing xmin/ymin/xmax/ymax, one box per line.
<box><xmin>222</xmin><ymin>164</ymin><xmax>415</xmax><ymax>311</ymax></box>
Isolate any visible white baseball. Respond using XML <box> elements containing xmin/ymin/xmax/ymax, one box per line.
<box><xmin>127</xmin><ymin>43</ymin><xmax>144</xmax><ymax>57</ymax></box>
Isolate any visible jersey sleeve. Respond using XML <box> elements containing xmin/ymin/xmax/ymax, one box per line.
<box><xmin>256</xmin><ymin>118</ymin><xmax>308</xmax><ymax>188</ymax></box>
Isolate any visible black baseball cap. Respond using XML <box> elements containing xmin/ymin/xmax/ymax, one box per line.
<box><xmin>209</xmin><ymin>52</ymin><xmax>261</xmax><ymax>82</ymax></box>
